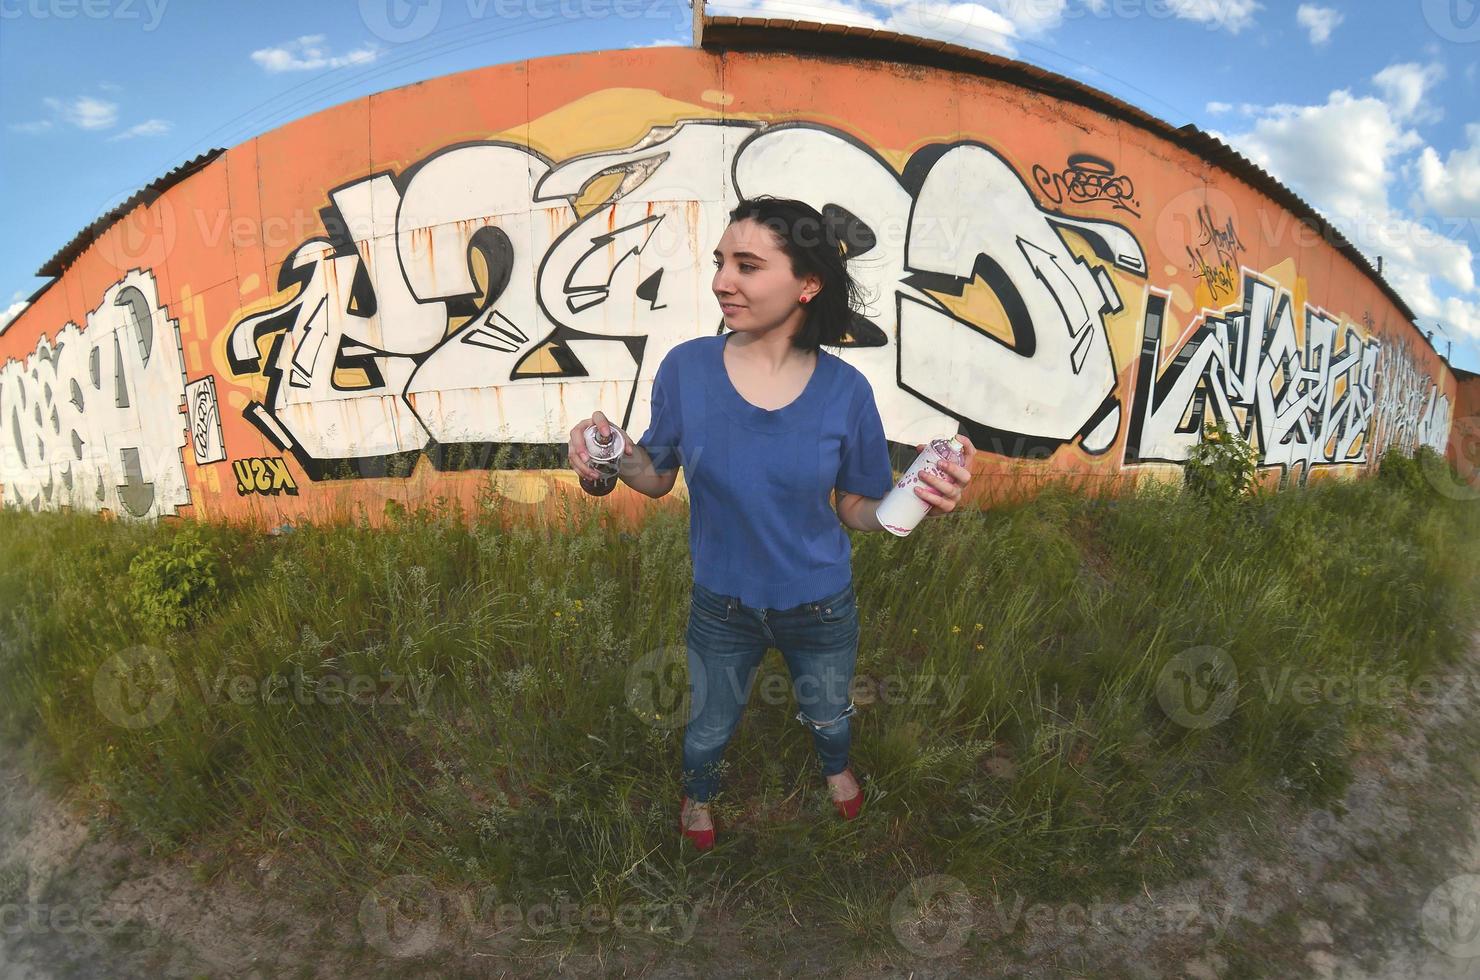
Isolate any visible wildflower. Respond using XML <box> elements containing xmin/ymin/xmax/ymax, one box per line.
<box><xmin>911</xmin><ymin>628</ymin><xmax>918</xmax><ymax>635</ymax></box>
<box><xmin>975</xmin><ymin>644</ymin><xmax>984</xmax><ymax>651</ymax></box>
<box><xmin>951</xmin><ymin>625</ymin><xmax>962</xmax><ymax>634</ymax></box>
<box><xmin>974</xmin><ymin>623</ymin><xmax>983</xmax><ymax>631</ymax></box>
<box><xmin>553</xmin><ymin>611</ymin><xmax>561</xmax><ymax>617</ymax></box>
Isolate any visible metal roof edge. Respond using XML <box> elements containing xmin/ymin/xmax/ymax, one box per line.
<box><xmin>699</xmin><ymin>16</ymin><xmax>1422</xmax><ymax>328</ymax></box>
<box><xmin>35</xmin><ymin>147</ymin><xmax>226</xmax><ymax>279</ymax></box>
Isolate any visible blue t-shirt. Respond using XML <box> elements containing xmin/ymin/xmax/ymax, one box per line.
<box><xmin>637</xmin><ymin>334</ymin><xmax>895</xmax><ymax>610</ymax></box>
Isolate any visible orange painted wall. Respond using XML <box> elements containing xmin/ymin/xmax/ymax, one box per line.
<box><xmin>0</xmin><ymin>46</ymin><xmax>1460</xmax><ymax>529</ymax></box>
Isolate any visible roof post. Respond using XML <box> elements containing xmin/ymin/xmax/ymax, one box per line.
<box><xmin>692</xmin><ymin>0</ymin><xmax>703</xmax><ymax>47</ymax></box>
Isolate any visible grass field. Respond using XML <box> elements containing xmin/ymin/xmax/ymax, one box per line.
<box><xmin>1</xmin><ymin>445</ymin><xmax>1477</xmax><ymax>967</ymax></box>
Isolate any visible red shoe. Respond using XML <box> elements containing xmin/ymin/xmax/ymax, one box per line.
<box><xmin>831</xmin><ymin>768</ymin><xmax>864</xmax><ymax>821</ymax></box>
<box><xmin>679</xmin><ymin>796</ymin><xmax>715</xmax><ymax>851</ymax></box>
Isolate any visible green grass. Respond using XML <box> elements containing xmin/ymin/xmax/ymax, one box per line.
<box><xmin>1</xmin><ymin>448</ymin><xmax>1478</xmax><ymax>968</ymax></box>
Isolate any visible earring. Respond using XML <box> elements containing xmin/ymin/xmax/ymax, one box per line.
<box><xmin>799</xmin><ymin>295</ymin><xmax>810</xmax><ymax>304</ymax></box>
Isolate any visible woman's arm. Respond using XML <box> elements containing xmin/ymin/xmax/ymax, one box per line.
<box><xmin>834</xmin><ymin>490</ymin><xmax>885</xmax><ymax>532</ymax></box>
<box><xmin>619</xmin><ymin>439</ymin><xmax>679</xmax><ymax>499</ymax></box>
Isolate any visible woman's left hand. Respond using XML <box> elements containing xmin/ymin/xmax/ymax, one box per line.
<box><xmin>913</xmin><ymin>434</ymin><xmax>976</xmax><ymax>518</ymax></box>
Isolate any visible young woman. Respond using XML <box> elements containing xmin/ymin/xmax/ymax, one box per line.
<box><xmin>567</xmin><ymin>197</ymin><xmax>976</xmax><ymax>852</ymax></box>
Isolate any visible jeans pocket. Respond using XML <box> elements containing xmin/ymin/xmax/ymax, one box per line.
<box><xmin>690</xmin><ymin>585</ymin><xmax>732</xmax><ymax>623</ymax></box>
<box><xmin>811</xmin><ymin>583</ymin><xmax>856</xmax><ymax>625</ymax></box>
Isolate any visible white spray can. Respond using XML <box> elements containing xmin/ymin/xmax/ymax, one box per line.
<box><xmin>876</xmin><ymin>437</ymin><xmax>966</xmax><ymax>537</ymax></box>
<box><xmin>580</xmin><ymin>425</ymin><xmax>627</xmax><ymax>497</ymax></box>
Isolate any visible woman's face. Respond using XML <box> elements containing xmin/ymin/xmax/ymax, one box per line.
<box><xmin>712</xmin><ymin>219</ymin><xmax>819</xmax><ymax>336</ymax></box>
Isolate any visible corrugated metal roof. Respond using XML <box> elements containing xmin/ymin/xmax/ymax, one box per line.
<box><xmin>700</xmin><ymin>15</ymin><xmax>1423</xmax><ymax>328</ymax></box>
<box><xmin>35</xmin><ymin>147</ymin><xmax>226</xmax><ymax>279</ymax></box>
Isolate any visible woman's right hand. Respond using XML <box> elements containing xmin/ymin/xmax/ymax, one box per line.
<box><xmin>568</xmin><ymin>410</ymin><xmax>633</xmax><ymax>481</ymax></box>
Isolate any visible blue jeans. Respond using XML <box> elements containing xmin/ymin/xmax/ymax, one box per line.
<box><xmin>681</xmin><ymin>579</ymin><xmax>860</xmax><ymax>803</ymax></box>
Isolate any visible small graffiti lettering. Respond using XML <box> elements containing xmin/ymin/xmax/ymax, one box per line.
<box><xmin>1196</xmin><ymin>203</ymin><xmax>1246</xmax><ymax>270</ymax></box>
<box><xmin>1032</xmin><ymin>153</ymin><xmax>1139</xmax><ymax>216</ymax></box>
<box><xmin>1187</xmin><ymin>245</ymin><xmax>1238</xmax><ymax>302</ymax></box>
<box><xmin>233</xmin><ymin>457</ymin><xmax>299</xmax><ymax>496</ymax></box>
<box><xmin>1186</xmin><ymin>203</ymin><xmax>1245</xmax><ymax>302</ymax></box>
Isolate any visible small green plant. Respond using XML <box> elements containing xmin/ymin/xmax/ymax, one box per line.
<box><xmin>1377</xmin><ymin>444</ymin><xmax>1453</xmax><ymax>497</ymax></box>
<box><xmin>1183</xmin><ymin>417</ymin><xmax>1260</xmax><ymax>503</ymax></box>
<box><xmin>127</xmin><ymin>521</ymin><xmax>220</xmax><ymax>634</ymax></box>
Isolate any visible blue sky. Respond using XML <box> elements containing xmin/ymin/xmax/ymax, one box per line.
<box><xmin>2</xmin><ymin>0</ymin><xmax>1478</xmax><ymax>370</ymax></box>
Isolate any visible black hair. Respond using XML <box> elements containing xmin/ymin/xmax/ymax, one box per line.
<box><xmin>724</xmin><ymin>196</ymin><xmax>869</xmax><ymax>354</ymax></box>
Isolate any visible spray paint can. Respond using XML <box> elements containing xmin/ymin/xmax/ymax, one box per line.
<box><xmin>876</xmin><ymin>437</ymin><xmax>966</xmax><ymax>537</ymax></box>
<box><xmin>580</xmin><ymin>424</ymin><xmax>626</xmax><ymax>496</ymax></box>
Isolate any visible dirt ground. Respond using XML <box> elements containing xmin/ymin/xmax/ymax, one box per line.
<box><xmin>4</xmin><ymin>634</ymin><xmax>1480</xmax><ymax>978</ymax></box>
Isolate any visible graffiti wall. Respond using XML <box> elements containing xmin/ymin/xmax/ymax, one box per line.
<box><xmin>0</xmin><ymin>45</ymin><xmax>1460</xmax><ymax>527</ymax></box>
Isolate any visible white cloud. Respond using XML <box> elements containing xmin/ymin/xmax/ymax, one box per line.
<box><xmin>251</xmin><ymin>35</ymin><xmax>381</xmax><ymax>73</ymax></box>
<box><xmin>1215</xmin><ymin>90</ymin><xmax>1417</xmax><ymax>218</ymax></box>
<box><xmin>0</xmin><ymin>292</ymin><xmax>28</xmax><ymax>336</ymax></box>
<box><xmin>1373</xmin><ymin>62</ymin><xmax>1445</xmax><ymax>123</ymax></box>
<box><xmin>1162</xmin><ymin>0</ymin><xmax>1260</xmax><ymax>33</ymax></box>
<box><xmin>107</xmin><ymin>119</ymin><xmax>172</xmax><ymax>142</ymax></box>
<box><xmin>1206</xmin><ymin>100</ymin><xmax>1234</xmax><ymax>114</ymax></box>
<box><xmin>1295</xmin><ymin>4</ymin><xmax>1341</xmax><ymax>45</ymax></box>
<box><xmin>633</xmin><ymin>37</ymin><xmax>685</xmax><ymax>46</ymax></box>
<box><xmin>8</xmin><ymin>120</ymin><xmax>55</xmax><ymax>134</ymax></box>
<box><xmin>11</xmin><ymin>94</ymin><xmax>123</xmax><ymax>135</ymax></box>
<box><xmin>1419</xmin><ymin>123</ymin><xmax>1480</xmax><ymax>218</ymax></box>
<box><xmin>1439</xmin><ymin>295</ymin><xmax>1480</xmax><ymax>340</ymax></box>
<box><xmin>707</xmin><ymin>0</ymin><xmax>1061</xmax><ymax>56</ymax></box>
<box><xmin>1215</xmin><ymin>64</ymin><xmax>1479</xmax><ymax>344</ymax></box>
<box><xmin>40</xmin><ymin>95</ymin><xmax>119</xmax><ymax>130</ymax></box>
<box><xmin>882</xmin><ymin>1</ymin><xmax>1021</xmax><ymax>53</ymax></box>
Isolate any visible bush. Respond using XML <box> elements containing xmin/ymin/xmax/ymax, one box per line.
<box><xmin>1183</xmin><ymin>418</ymin><xmax>1259</xmax><ymax>504</ymax></box>
<box><xmin>1379</xmin><ymin>444</ymin><xmax>1455</xmax><ymax>497</ymax></box>
<box><xmin>127</xmin><ymin>521</ymin><xmax>220</xmax><ymax>634</ymax></box>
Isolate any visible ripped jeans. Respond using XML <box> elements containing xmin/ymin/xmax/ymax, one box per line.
<box><xmin>681</xmin><ymin>579</ymin><xmax>860</xmax><ymax>803</ymax></box>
